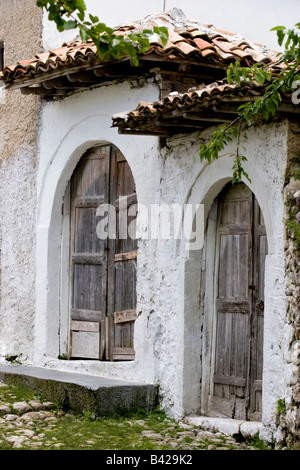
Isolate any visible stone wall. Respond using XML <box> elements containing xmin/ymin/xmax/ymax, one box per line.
<box><xmin>280</xmin><ymin>122</ymin><xmax>300</xmax><ymax>448</ymax></box>
<box><xmin>0</xmin><ymin>0</ymin><xmax>43</xmax><ymax>359</ymax></box>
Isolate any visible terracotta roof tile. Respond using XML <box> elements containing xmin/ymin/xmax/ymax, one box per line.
<box><xmin>1</xmin><ymin>8</ymin><xmax>278</xmax><ymax>85</ymax></box>
<box><xmin>193</xmin><ymin>37</ymin><xmax>215</xmax><ymax>50</ymax></box>
<box><xmin>111</xmin><ymin>80</ymin><xmax>266</xmax><ymax>131</ymax></box>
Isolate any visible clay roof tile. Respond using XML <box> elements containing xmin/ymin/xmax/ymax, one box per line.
<box><xmin>1</xmin><ymin>8</ymin><xmax>278</xmax><ymax>85</ymax></box>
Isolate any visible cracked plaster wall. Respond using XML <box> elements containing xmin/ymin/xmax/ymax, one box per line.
<box><xmin>0</xmin><ymin>1</ymin><xmax>298</xmax><ymax>447</ymax></box>
<box><xmin>0</xmin><ymin>0</ymin><xmax>42</xmax><ymax>359</ymax></box>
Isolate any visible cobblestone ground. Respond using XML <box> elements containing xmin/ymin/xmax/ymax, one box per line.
<box><xmin>0</xmin><ymin>381</ymin><xmax>262</xmax><ymax>450</ymax></box>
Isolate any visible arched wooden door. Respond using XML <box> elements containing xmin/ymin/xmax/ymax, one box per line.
<box><xmin>68</xmin><ymin>145</ymin><xmax>137</xmax><ymax>361</ymax></box>
<box><xmin>208</xmin><ymin>183</ymin><xmax>267</xmax><ymax>421</ymax></box>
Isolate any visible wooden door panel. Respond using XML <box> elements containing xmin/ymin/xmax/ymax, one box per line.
<box><xmin>70</xmin><ymin>321</ymin><xmax>101</xmax><ymax>359</ymax></box>
<box><xmin>218</xmin><ymin>233</ymin><xmax>249</xmax><ymax>299</ymax></box>
<box><xmin>107</xmin><ymin>148</ymin><xmax>137</xmax><ymax>361</ymax></box>
<box><xmin>69</xmin><ymin>147</ymin><xmax>110</xmax><ymax>360</ymax></box>
<box><xmin>209</xmin><ymin>183</ymin><xmax>267</xmax><ymax>421</ymax></box>
<box><xmin>69</xmin><ymin>145</ymin><xmax>137</xmax><ymax>361</ymax></box>
<box><xmin>249</xmin><ymin>198</ymin><xmax>267</xmax><ymax>420</ymax></box>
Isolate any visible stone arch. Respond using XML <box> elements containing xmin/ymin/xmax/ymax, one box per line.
<box><xmin>34</xmin><ymin>115</ymin><xmax>143</xmax><ymax>365</ymax></box>
<box><xmin>181</xmin><ymin>156</ymin><xmax>284</xmax><ymax>422</ymax></box>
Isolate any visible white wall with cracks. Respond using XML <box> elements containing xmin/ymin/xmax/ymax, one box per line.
<box><xmin>34</xmin><ymin>80</ymin><xmax>162</xmax><ymax>384</ymax></box>
<box><xmin>151</xmin><ymin>122</ymin><xmax>291</xmax><ymax>431</ymax></box>
<box><xmin>33</xmin><ymin>70</ymin><xmax>292</xmax><ymax>445</ymax></box>
<box><xmin>0</xmin><ymin>65</ymin><xmax>295</xmax><ymax>447</ymax></box>
<box><xmin>0</xmin><ymin>1</ymin><xmax>298</xmax><ymax>446</ymax></box>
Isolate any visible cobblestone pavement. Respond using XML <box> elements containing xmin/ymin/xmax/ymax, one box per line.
<box><xmin>0</xmin><ymin>381</ymin><xmax>262</xmax><ymax>450</ymax></box>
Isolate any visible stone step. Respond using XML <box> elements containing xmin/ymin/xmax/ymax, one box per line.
<box><xmin>0</xmin><ymin>364</ymin><xmax>158</xmax><ymax>416</ymax></box>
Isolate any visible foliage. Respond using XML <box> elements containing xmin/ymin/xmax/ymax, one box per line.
<box><xmin>277</xmin><ymin>398</ymin><xmax>287</xmax><ymax>416</ymax></box>
<box><xmin>36</xmin><ymin>4</ymin><xmax>299</xmax><ymax>183</ymax></box>
<box><xmin>199</xmin><ymin>115</ymin><xmax>250</xmax><ymax>183</ymax></box>
<box><xmin>36</xmin><ymin>0</ymin><xmax>168</xmax><ymax>66</ymax></box>
<box><xmin>200</xmin><ymin>23</ymin><xmax>300</xmax><ymax>183</ymax></box>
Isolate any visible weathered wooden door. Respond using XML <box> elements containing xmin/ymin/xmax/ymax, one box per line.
<box><xmin>69</xmin><ymin>145</ymin><xmax>137</xmax><ymax>361</ymax></box>
<box><xmin>208</xmin><ymin>183</ymin><xmax>267</xmax><ymax>421</ymax></box>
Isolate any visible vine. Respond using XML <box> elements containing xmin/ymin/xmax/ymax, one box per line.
<box><xmin>200</xmin><ymin>24</ymin><xmax>300</xmax><ymax>182</ymax></box>
<box><xmin>35</xmin><ymin>3</ymin><xmax>299</xmax><ymax>184</ymax></box>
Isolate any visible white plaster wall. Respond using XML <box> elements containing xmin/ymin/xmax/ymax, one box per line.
<box><xmin>146</xmin><ymin>121</ymin><xmax>290</xmax><ymax>422</ymax></box>
<box><xmin>10</xmin><ymin>69</ymin><xmax>290</xmax><ymax>437</ymax></box>
<box><xmin>7</xmin><ymin>60</ymin><xmax>290</xmax><ymax>430</ymax></box>
<box><xmin>0</xmin><ymin>144</ymin><xmax>37</xmax><ymax>360</ymax></box>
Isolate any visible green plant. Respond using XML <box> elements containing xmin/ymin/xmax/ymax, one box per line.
<box><xmin>58</xmin><ymin>353</ymin><xmax>70</xmax><ymax>360</ymax></box>
<box><xmin>199</xmin><ymin>22</ymin><xmax>300</xmax><ymax>181</ymax></box>
<box><xmin>277</xmin><ymin>398</ymin><xmax>287</xmax><ymax>415</ymax></box>
<box><xmin>36</xmin><ymin>0</ymin><xmax>168</xmax><ymax>66</ymax></box>
<box><xmin>5</xmin><ymin>353</ymin><xmax>24</xmax><ymax>364</ymax></box>
<box><xmin>248</xmin><ymin>433</ymin><xmax>273</xmax><ymax>450</ymax></box>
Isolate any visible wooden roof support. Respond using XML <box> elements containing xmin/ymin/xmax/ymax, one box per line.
<box><xmin>20</xmin><ymin>85</ymin><xmax>68</xmax><ymax>96</ymax></box>
<box><xmin>66</xmin><ymin>71</ymin><xmax>100</xmax><ymax>83</ymax></box>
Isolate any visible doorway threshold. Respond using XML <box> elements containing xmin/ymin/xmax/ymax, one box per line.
<box><xmin>185</xmin><ymin>415</ymin><xmax>262</xmax><ymax>439</ymax></box>
<box><xmin>0</xmin><ymin>363</ymin><xmax>158</xmax><ymax>417</ymax></box>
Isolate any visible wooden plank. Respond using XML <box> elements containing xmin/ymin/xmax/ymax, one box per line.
<box><xmin>21</xmin><ymin>86</ymin><xmax>68</xmax><ymax>96</ymax></box>
<box><xmin>71</xmin><ymin>320</ymin><xmax>100</xmax><ymax>332</ymax></box>
<box><xmin>72</xmin><ymin>253</ymin><xmax>105</xmax><ymax>264</ymax></box>
<box><xmin>69</xmin><ymin>146</ymin><xmax>110</xmax><ymax>360</ymax></box>
<box><xmin>116</xmin><ymin>150</ymin><xmax>126</xmax><ymax>162</ymax></box>
<box><xmin>213</xmin><ymin>374</ymin><xmax>246</xmax><ymax>387</ymax></box>
<box><xmin>71</xmin><ymin>309</ymin><xmax>102</xmax><ymax>322</ymax></box>
<box><xmin>113</xmin><ymin>347</ymin><xmax>135</xmax><ymax>361</ymax></box>
<box><xmin>253</xmin><ymin>379</ymin><xmax>262</xmax><ymax>391</ymax></box>
<box><xmin>73</xmin><ymin>196</ymin><xmax>104</xmax><ymax>208</ymax></box>
<box><xmin>218</xmin><ymin>225</ymin><xmax>250</xmax><ymax>235</ymax></box>
<box><xmin>114</xmin><ymin>193</ymin><xmax>137</xmax><ymax>210</ymax></box>
<box><xmin>216</xmin><ymin>299</ymin><xmax>249</xmax><ymax>314</ymax></box>
<box><xmin>71</xmin><ymin>331</ymin><xmax>100</xmax><ymax>359</ymax></box>
<box><xmin>114</xmin><ymin>251</ymin><xmax>137</xmax><ymax>262</ymax></box>
<box><xmin>114</xmin><ymin>309</ymin><xmax>137</xmax><ymax>324</ymax></box>
<box><xmin>212</xmin><ymin>183</ymin><xmax>253</xmax><ymax>416</ymax></box>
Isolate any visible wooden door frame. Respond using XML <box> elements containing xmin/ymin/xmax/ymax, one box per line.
<box><xmin>59</xmin><ymin>179</ymin><xmax>71</xmax><ymax>357</ymax></box>
<box><xmin>200</xmin><ymin>199</ymin><xmax>219</xmax><ymax>416</ymax></box>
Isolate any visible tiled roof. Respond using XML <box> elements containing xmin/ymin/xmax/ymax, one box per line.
<box><xmin>1</xmin><ymin>8</ymin><xmax>278</xmax><ymax>85</ymax></box>
<box><xmin>112</xmin><ymin>80</ymin><xmax>265</xmax><ymax>134</ymax></box>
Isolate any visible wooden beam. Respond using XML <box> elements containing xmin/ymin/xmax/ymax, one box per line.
<box><xmin>114</xmin><ymin>309</ymin><xmax>137</xmax><ymax>324</ymax></box>
<box><xmin>114</xmin><ymin>251</ymin><xmax>137</xmax><ymax>262</ymax></box>
<box><xmin>6</xmin><ymin>57</ymin><xmax>128</xmax><ymax>90</ymax></box>
<box><xmin>118</xmin><ymin>128</ymin><xmax>172</xmax><ymax>137</ymax></box>
<box><xmin>140</xmin><ymin>55</ymin><xmax>229</xmax><ymax>70</ymax></box>
<box><xmin>71</xmin><ymin>320</ymin><xmax>100</xmax><ymax>332</ymax></box>
<box><xmin>113</xmin><ymin>347</ymin><xmax>135</xmax><ymax>361</ymax></box>
<box><xmin>66</xmin><ymin>71</ymin><xmax>99</xmax><ymax>83</ymax></box>
<box><xmin>182</xmin><ymin>112</ymin><xmax>238</xmax><ymax>122</ymax></box>
<box><xmin>154</xmin><ymin>119</ymin><xmax>204</xmax><ymax>129</ymax></box>
<box><xmin>20</xmin><ymin>86</ymin><xmax>68</xmax><ymax>96</ymax></box>
<box><xmin>42</xmin><ymin>78</ymin><xmax>78</xmax><ymax>90</ymax></box>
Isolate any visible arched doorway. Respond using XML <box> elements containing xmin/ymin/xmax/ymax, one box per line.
<box><xmin>204</xmin><ymin>182</ymin><xmax>268</xmax><ymax>421</ymax></box>
<box><xmin>66</xmin><ymin>144</ymin><xmax>138</xmax><ymax>361</ymax></box>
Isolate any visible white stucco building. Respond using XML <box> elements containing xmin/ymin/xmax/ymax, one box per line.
<box><xmin>0</xmin><ymin>2</ymin><xmax>299</xmax><ymax>447</ymax></box>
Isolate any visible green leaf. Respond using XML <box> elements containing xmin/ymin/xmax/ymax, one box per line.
<box><xmin>79</xmin><ymin>26</ymin><xmax>90</xmax><ymax>42</ymax></box>
<box><xmin>270</xmin><ymin>25</ymin><xmax>286</xmax><ymax>31</ymax></box>
<box><xmin>153</xmin><ymin>26</ymin><xmax>169</xmax><ymax>46</ymax></box>
<box><xmin>89</xmin><ymin>13</ymin><xmax>99</xmax><ymax>24</ymax></box>
<box><xmin>63</xmin><ymin>19</ymin><xmax>78</xmax><ymax>30</ymax></box>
